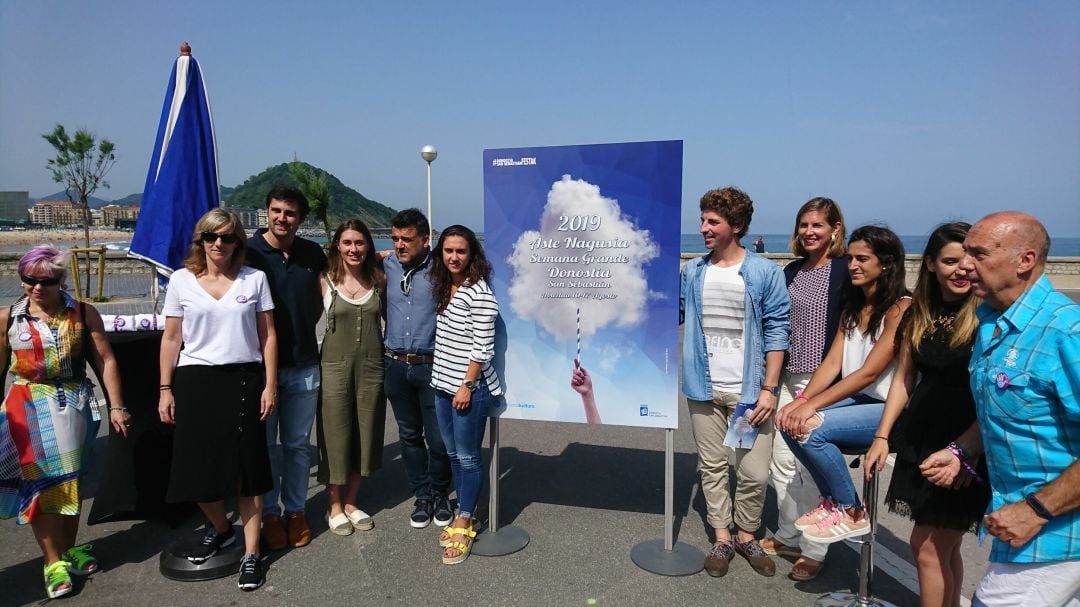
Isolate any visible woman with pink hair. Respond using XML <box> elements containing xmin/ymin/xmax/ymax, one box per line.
<box><xmin>0</xmin><ymin>245</ymin><xmax>129</xmax><ymax>599</ymax></box>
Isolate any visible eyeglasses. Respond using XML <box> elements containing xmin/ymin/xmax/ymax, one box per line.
<box><xmin>21</xmin><ymin>274</ymin><xmax>61</xmax><ymax>287</ymax></box>
<box><xmin>200</xmin><ymin>231</ymin><xmax>240</xmax><ymax>245</ymax></box>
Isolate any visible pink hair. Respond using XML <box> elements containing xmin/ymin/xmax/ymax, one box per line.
<box><xmin>18</xmin><ymin>244</ymin><xmax>70</xmax><ymax>279</ymax></box>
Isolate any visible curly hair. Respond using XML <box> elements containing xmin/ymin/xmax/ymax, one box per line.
<box><xmin>430</xmin><ymin>225</ymin><xmax>492</xmax><ymax>314</ymax></box>
<box><xmin>841</xmin><ymin>225</ymin><xmax>908</xmax><ymax>342</ymax></box>
<box><xmin>700</xmin><ymin>187</ymin><xmax>753</xmax><ymax>239</ymax></box>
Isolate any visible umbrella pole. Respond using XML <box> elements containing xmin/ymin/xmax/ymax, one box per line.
<box><xmin>151</xmin><ymin>271</ymin><xmax>160</xmax><ymax>313</ymax></box>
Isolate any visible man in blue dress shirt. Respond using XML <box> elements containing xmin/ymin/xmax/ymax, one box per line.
<box><xmin>382</xmin><ymin>209</ymin><xmax>453</xmax><ymax>529</ymax></box>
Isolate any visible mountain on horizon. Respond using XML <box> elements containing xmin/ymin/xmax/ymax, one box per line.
<box><xmin>223</xmin><ymin>162</ymin><xmax>396</xmax><ymax>227</ymax></box>
<box><xmin>32</xmin><ymin>191</ymin><xmax>111</xmax><ymax>208</ymax></box>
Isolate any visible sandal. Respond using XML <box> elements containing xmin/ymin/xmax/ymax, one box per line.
<box><xmin>328</xmin><ymin>512</ymin><xmax>354</xmax><ymax>536</ymax></box>
<box><xmin>789</xmin><ymin>556</ymin><xmax>823</xmax><ymax>581</ymax></box>
<box><xmin>64</xmin><ymin>543</ymin><xmax>99</xmax><ymax>576</ymax></box>
<box><xmin>760</xmin><ymin>536</ymin><xmax>801</xmax><ymax>559</ymax></box>
<box><xmin>44</xmin><ymin>560</ymin><xmax>73</xmax><ymax>599</ymax></box>
<box><xmin>439</xmin><ymin>524</ymin><xmax>472</xmax><ymax>548</ymax></box>
<box><xmin>442</xmin><ymin>523</ymin><xmax>477</xmax><ymax>565</ymax></box>
<box><xmin>346</xmin><ymin>508</ymin><xmax>374</xmax><ymax>531</ymax></box>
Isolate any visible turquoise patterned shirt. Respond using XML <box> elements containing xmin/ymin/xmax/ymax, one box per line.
<box><xmin>970</xmin><ymin>275</ymin><xmax>1080</xmax><ymax>563</ymax></box>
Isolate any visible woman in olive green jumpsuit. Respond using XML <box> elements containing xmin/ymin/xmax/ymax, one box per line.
<box><xmin>317</xmin><ymin>220</ymin><xmax>387</xmax><ymax>535</ymax></box>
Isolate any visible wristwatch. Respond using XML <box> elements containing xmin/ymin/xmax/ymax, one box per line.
<box><xmin>762</xmin><ymin>384</ymin><xmax>781</xmax><ymax>397</ymax></box>
<box><xmin>463</xmin><ymin>379</ymin><xmax>479</xmax><ymax>391</ymax></box>
<box><xmin>1024</xmin><ymin>493</ymin><xmax>1053</xmax><ymax>520</ymax></box>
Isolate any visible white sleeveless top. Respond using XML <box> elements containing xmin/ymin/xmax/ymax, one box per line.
<box><xmin>841</xmin><ymin>322</ymin><xmax>896</xmax><ymax>401</ymax></box>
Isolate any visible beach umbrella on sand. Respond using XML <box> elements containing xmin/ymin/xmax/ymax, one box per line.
<box><xmin>128</xmin><ymin>41</ymin><xmax>219</xmax><ymax>299</ymax></box>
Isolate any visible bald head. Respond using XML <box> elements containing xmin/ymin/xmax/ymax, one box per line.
<box><xmin>975</xmin><ymin>211</ymin><xmax>1050</xmax><ymax>264</ymax></box>
<box><xmin>962</xmin><ymin>211</ymin><xmax>1049</xmax><ymax>311</ymax></box>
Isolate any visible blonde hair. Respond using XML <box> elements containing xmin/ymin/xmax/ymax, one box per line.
<box><xmin>789</xmin><ymin>197</ymin><xmax>847</xmax><ymax>258</ymax></box>
<box><xmin>905</xmin><ymin>222</ymin><xmax>979</xmax><ymax>352</ymax></box>
<box><xmin>182</xmin><ymin>208</ymin><xmax>247</xmax><ymax>275</ymax></box>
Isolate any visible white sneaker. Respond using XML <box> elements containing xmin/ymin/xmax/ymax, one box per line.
<box><xmin>802</xmin><ymin>507</ymin><xmax>870</xmax><ymax>544</ymax></box>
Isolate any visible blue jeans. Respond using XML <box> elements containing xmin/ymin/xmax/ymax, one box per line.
<box><xmin>434</xmin><ymin>384</ymin><xmax>491</xmax><ymax>518</ymax></box>
<box><xmin>783</xmin><ymin>395</ymin><xmax>884</xmax><ymax>510</ymax></box>
<box><xmin>384</xmin><ymin>358</ymin><xmax>451</xmax><ymax>500</ymax></box>
<box><xmin>263</xmin><ymin>364</ymin><xmax>320</xmax><ymax>516</ymax></box>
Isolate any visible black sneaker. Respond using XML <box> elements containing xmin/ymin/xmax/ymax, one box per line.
<box><xmin>188</xmin><ymin>526</ymin><xmax>236</xmax><ymax>564</ymax></box>
<box><xmin>433</xmin><ymin>495</ymin><xmax>454</xmax><ymax>527</ymax></box>
<box><xmin>237</xmin><ymin>553</ymin><xmax>264</xmax><ymax>591</ymax></box>
<box><xmin>410</xmin><ymin>499</ymin><xmax>433</xmax><ymax>529</ymax></box>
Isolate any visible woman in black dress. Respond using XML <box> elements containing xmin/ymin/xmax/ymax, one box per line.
<box><xmin>864</xmin><ymin>222</ymin><xmax>990</xmax><ymax>607</ymax></box>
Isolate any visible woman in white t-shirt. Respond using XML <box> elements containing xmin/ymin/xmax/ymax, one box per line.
<box><xmin>776</xmin><ymin>225</ymin><xmax>910</xmax><ymax>547</ymax></box>
<box><xmin>158</xmin><ymin>208</ymin><xmax>277</xmax><ymax>592</ymax></box>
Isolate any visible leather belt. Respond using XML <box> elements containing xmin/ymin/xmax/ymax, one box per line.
<box><xmin>386</xmin><ymin>351</ymin><xmax>434</xmax><ymax>365</ymax></box>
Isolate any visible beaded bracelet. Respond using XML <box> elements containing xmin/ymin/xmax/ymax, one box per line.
<box><xmin>945</xmin><ymin>443</ymin><xmax>984</xmax><ymax>485</ymax></box>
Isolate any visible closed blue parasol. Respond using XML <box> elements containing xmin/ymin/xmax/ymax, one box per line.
<box><xmin>129</xmin><ymin>42</ymin><xmax>219</xmax><ymax>287</ymax></box>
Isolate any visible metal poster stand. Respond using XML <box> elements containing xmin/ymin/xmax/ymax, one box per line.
<box><xmin>630</xmin><ymin>428</ymin><xmax>704</xmax><ymax>576</ymax></box>
<box><xmin>472</xmin><ymin>416</ymin><xmax>529</xmax><ymax>556</ymax></box>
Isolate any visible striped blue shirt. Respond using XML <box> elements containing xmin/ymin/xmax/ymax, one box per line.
<box><xmin>970</xmin><ymin>275</ymin><xmax>1080</xmax><ymax>563</ymax></box>
<box><xmin>431</xmin><ymin>279</ymin><xmax>503</xmax><ymax>396</ymax></box>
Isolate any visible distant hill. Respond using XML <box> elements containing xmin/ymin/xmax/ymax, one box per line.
<box><xmin>223</xmin><ymin>163</ymin><xmax>396</xmax><ymax>227</ymax></box>
<box><xmin>32</xmin><ymin>192</ymin><xmax>111</xmax><ymax>208</ymax></box>
<box><xmin>110</xmin><ymin>185</ymin><xmax>234</xmax><ymax>207</ymax></box>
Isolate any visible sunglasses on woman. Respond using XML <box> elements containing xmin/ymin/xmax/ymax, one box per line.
<box><xmin>21</xmin><ymin>275</ymin><xmax>61</xmax><ymax>287</ymax></box>
<box><xmin>200</xmin><ymin>231</ymin><xmax>240</xmax><ymax>245</ymax></box>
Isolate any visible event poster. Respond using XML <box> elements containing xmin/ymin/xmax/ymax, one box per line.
<box><xmin>483</xmin><ymin>141</ymin><xmax>682</xmax><ymax>428</ymax></box>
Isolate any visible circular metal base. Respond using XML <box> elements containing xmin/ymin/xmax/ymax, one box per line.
<box><xmin>815</xmin><ymin>592</ymin><xmax>899</xmax><ymax>607</ymax></box>
<box><xmin>630</xmin><ymin>539</ymin><xmax>705</xmax><ymax>576</ymax></box>
<box><xmin>472</xmin><ymin>525</ymin><xmax>530</xmax><ymax>557</ymax></box>
<box><xmin>159</xmin><ymin>525</ymin><xmax>244</xmax><ymax>581</ymax></box>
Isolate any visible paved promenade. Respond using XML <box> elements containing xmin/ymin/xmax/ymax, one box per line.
<box><xmin>4</xmin><ymin>272</ymin><xmax>1075</xmax><ymax>606</ymax></box>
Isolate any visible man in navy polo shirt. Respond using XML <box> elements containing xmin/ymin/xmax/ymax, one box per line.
<box><xmin>383</xmin><ymin>209</ymin><xmax>453</xmax><ymax>529</ymax></box>
<box><xmin>245</xmin><ymin>185</ymin><xmax>327</xmax><ymax>550</ymax></box>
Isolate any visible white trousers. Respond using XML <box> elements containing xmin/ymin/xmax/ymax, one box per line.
<box><xmin>769</xmin><ymin>371</ymin><xmax>828</xmax><ymax>561</ymax></box>
<box><xmin>974</xmin><ymin>559</ymin><xmax>1080</xmax><ymax>607</ymax></box>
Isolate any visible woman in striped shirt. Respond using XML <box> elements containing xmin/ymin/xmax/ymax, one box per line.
<box><xmin>429</xmin><ymin>224</ymin><xmax>502</xmax><ymax>565</ymax></box>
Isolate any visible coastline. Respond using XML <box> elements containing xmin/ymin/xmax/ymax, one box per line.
<box><xmin>0</xmin><ymin>228</ymin><xmax>134</xmax><ymax>248</ymax></box>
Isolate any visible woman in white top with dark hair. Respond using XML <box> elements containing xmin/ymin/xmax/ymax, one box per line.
<box><xmin>776</xmin><ymin>225</ymin><xmax>910</xmax><ymax>547</ymax></box>
<box><xmin>158</xmin><ymin>208</ymin><xmax>277</xmax><ymax>592</ymax></box>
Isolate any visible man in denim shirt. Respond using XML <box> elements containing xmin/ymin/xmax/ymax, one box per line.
<box><xmin>383</xmin><ymin>209</ymin><xmax>453</xmax><ymax>529</ymax></box>
<box><xmin>942</xmin><ymin>212</ymin><xmax>1080</xmax><ymax>606</ymax></box>
<box><xmin>681</xmin><ymin>187</ymin><xmax>791</xmax><ymax>578</ymax></box>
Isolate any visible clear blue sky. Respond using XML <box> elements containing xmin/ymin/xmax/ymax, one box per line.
<box><xmin>2</xmin><ymin>2</ymin><xmax>1078</xmax><ymax>236</ymax></box>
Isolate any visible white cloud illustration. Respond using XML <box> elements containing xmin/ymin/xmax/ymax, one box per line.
<box><xmin>507</xmin><ymin>175</ymin><xmax>658</xmax><ymax>342</ymax></box>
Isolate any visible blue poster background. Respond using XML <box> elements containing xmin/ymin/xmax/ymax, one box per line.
<box><xmin>483</xmin><ymin>141</ymin><xmax>682</xmax><ymax>428</ymax></box>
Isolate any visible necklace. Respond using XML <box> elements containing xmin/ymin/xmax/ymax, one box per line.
<box><xmin>339</xmin><ymin>279</ymin><xmax>368</xmax><ymax>299</ymax></box>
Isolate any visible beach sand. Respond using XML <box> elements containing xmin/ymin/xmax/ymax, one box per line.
<box><xmin>0</xmin><ymin>229</ymin><xmax>133</xmax><ymax>248</ymax></box>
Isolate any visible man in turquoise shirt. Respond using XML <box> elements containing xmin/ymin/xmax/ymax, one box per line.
<box><xmin>924</xmin><ymin>212</ymin><xmax>1080</xmax><ymax>606</ymax></box>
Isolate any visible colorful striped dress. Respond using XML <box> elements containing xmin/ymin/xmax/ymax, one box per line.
<box><xmin>0</xmin><ymin>292</ymin><xmax>100</xmax><ymax>524</ymax></box>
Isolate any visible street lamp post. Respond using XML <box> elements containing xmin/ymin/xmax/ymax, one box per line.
<box><xmin>421</xmin><ymin>145</ymin><xmax>438</xmax><ymax>241</ymax></box>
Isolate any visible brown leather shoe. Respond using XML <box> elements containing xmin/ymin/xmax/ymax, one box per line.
<box><xmin>734</xmin><ymin>538</ymin><xmax>776</xmax><ymax>577</ymax></box>
<box><xmin>703</xmin><ymin>541</ymin><xmax>735</xmax><ymax>577</ymax></box>
<box><xmin>261</xmin><ymin>514</ymin><xmax>287</xmax><ymax>551</ymax></box>
<box><xmin>286</xmin><ymin>511</ymin><xmax>312</xmax><ymax>548</ymax></box>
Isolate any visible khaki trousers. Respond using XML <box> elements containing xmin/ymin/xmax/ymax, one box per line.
<box><xmin>688</xmin><ymin>390</ymin><xmax>774</xmax><ymax>532</ymax></box>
